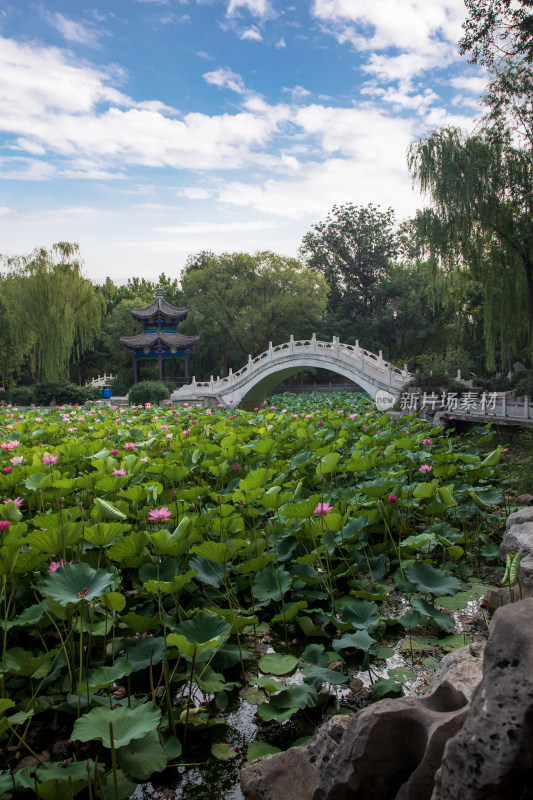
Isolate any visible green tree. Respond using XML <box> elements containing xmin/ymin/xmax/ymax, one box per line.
<box><xmin>1</xmin><ymin>243</ymin><xmax>104</xmax><ymax>383</ymax></box>
<box><xmin>299</xmin><ymin>204</ymin><xmax>398</xmax><ymax>321</ymax></box>
<box><xmin>460</xmin><ymin>0</ymin><xmax>533</xmax><ymax>68</ymax></box>
<box><xmin>181</xmin><ymin>251</ymin><xmax>328</xmax><ymax>377</ymax></box>
<box><xmin>408</xmin><ymin>127</ymin><xmax>533</xmax><ymax>368</ymax></box>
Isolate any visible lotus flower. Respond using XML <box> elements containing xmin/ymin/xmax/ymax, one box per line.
<box><xmin>148</xmin><ymin>506</ymin><xmax>172</xmax><ymax>523</ymax></box>
<box><xmin>314</xmin><ymin>502</ymin><xmax>333</xmax><ymax>517</ymax></box>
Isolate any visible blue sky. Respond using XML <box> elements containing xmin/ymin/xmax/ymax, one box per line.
<box><xmin>0</xmin><ymin>0</ymin><xmax>486</xmax><ymax>283</ymax></box>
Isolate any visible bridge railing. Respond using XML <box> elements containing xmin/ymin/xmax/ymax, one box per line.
<box><xmin>86</xmin><ymin>373</ymin><xmax>115</xmax><ymax>387</ymax></box>
<box><xmin>171</xmin><ymin>335</ymin><xmax>412</xmax><ymax>400</ymax></box>
<box><xmin>440</xmin><ymin>393</ymin><xmax>533</xmax><ymax>423</ymax></box>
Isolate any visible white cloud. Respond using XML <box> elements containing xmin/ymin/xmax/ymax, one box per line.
<box><xmin>178</xmin><ymin>187</ymin><xmax>214</xmax><ymax>199</ymax></box>
<box><xmin>44</xmin><ymin>12</ymin><xmax>102</xmax><ymax>48</ymax></box>
<box><xmin>241</xmin><ymin>27</ymin><xmax>263</xmax><ymax>41</ymax></box>
<box><xmin>312</xmin><ymin>0</ymin><xmax>467</xmax><ymax>82</ymax></box>
<box><xmin>283</xmin><ymin>85</ymin><xmax>311</xmax><ymax>100</ymax></box>
<box><xmin>227</xmin><ymin>0</ymin><xmax>270</xmax><ymax>18</ymax></box>
<box><xmin>275</xmin><ymin>38</ymin><xmax>286</xmax><ymax>48</ymax></box>
<box><xmin>155</xmin><ymin>220</ymin><xmax>279</xmax><ymax>233</ymax></box>
<box><xmin>450</xmin><ymin>75</ymin><xmax>489</xmax><ymax>94</ymax></box>
<box><xmin>203</xmin><ymin>66</ymin><xmax>247</xmax><ymax>93</ymax></box>
<box><xmin>0</xmin><ymin>207</ymin><xmax>13</xmax><ymax>217</ymax></box>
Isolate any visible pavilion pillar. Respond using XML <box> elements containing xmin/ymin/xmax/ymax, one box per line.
<box><xmin>158</xmin><ymin>352</ymin><xmax>163</xmax><ymax>381</ymax></box>
<box><xmin>132</xmin><ymin>353</ymin><xmax>139</xmax><ymax>385</ymax></box>
<box><xmin>184</xmin><ymin>353</ymin><xmax>189</xmax><ymax>380</ymax></box>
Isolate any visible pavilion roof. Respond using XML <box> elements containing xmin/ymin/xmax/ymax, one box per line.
<box><xmin>130</xmin><ymin>288</ymin><xmax>189</xmax><ymax>322</ymax></box>
<box><xmin>119</xmin><ymin>331</ymin><xmax>201</xmax><ymax>350</ymax></box>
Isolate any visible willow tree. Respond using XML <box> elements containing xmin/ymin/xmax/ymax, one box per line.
<box><xmin>1</xmin><ymin>243</ymin><xmax>104</xmax><ymax>382</ymax></box>
<box><xmin>407</xmin><ymin>127</ymin><xmax>533</xmax><ymax>368</ymax></box>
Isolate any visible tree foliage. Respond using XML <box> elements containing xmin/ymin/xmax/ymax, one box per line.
<box><xmin>1</xmin><ymin>243</ymin><xmax>104</xmax><ymax>383</ymax></box>
<box><xmin>299</xmin><ymin>204</ymin><xmax>398</xmax><ymax>320</ymax></box>
<box><xmin>408</xmin><ymin>127</ymin><xmax>533</xmax><ymax>367</ymax></box>
<box><xmin>460</xmin><ymin>0</ymin><xmax>533</xmax><ymax>68</ymax></box>
<box><xmin>181</xmin><ymin>252</ymin><xmax>328</xmax><ymax>377</ymax></box>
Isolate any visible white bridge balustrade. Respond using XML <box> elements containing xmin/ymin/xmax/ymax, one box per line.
<box><xmin>170</xmin><ymin>334</ymin><xmax>411</xmax><ymax>408</ymax></box>
<box><xmin>86</xmin><ymin>373</ymin><xmax>115</xmax><ymax>388</ymax></box>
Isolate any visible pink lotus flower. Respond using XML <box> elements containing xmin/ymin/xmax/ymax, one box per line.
<box><xmin>4</xmin><ymin>497</ymin><xmax>23</xmax><ymax>508</ymax></box>
<box><xmin>124</xmin><ymin>442</ymin><xmax>136</xmax><ymax>450</ymax></box>
<box><xmin>317</xmin><ymin>421</ymin><xmax>324</xmax><ymax>426</ymax></box>
<box><xmin>419</xmin><ymin>464</ymin><xmax>432</xmax><ymax>473</ymax></box>
<box><xmin>422</xmin><ymin>438</ymin><xmax>433</xmax><ymax>446</ymax></box>
<box><xmin>314</xmin><ymin>502</ymin><xmax>333</xmax><ymax>517</ymax></box>
<box><xmin>113</xmin><ymin>469</ymin><xmax>127</xmax><ymax>476</ymax></box>
<box><xmin>182</xmin><ymin>430</ymin><xmax>190</xmax><ymax>436</ymax></box>
<box><xmin>47</xmin><ymin>558</ymin><xmax>73</xmax><ymax>573</ymax></box>
<box><xmin>2</xmin><ymin>467</ymin><xmax>12</xmax><ymax>474</ymax></box>
<box><xmin>42</xmin><ymin>455</ymin><xmax>58</xmax><ymax>465</ymax></box>
<box><xmin>388</xmin><ymin>495</ymin><xmax>398</xmax><ymax>503</ymax></box>
<box><xmin>110</xmin><ymin>449</ymin><xmax>119</xmax><ymax>456</ymax></box>
<box><xmin>0</xmin><ymin>520</ymin><xmax>10</xmax><ymax>531</ymax></box>
<box><xmin>148</xmin><ymin>506</ymin><xmax>172</xmax><ymax>523</ymax></box>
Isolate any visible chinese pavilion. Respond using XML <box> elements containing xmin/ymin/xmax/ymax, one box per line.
<box><xmin>119</xmin><ymin>288</ymin><xmax>201</xmax><ymax>384</ymax></box>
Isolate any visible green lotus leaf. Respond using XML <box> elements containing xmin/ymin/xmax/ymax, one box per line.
<box><xmin>25</xmin><ymin>472</ymin><xmax>48</xmax><ymax>491</ymax></box>
<box><xmin>252</xmin><ymin>565</ymin><xmax>292</xmax><ymax>603</ymax></box>
<box><xmin>117</xmin><ymin>729</ymin><xmax>168</xmax><ymax>779</ymax></box>
<box><xmin>125</xmin><ymin>636</ymin><xmax>166</xmax><ymax>671</ymax></box>
<box><xmin>316</xmin><ymin>452</ymin><xmax>341</xmax><ymax>475</ymax></box>
<box><xmin>212</xmin><ymin>742</ymin><xmax>238</xmax><ymax>761</ymax></box>
<box><xmin>2</xmin><ymin>603</ymin><xmax>45</xmax><ymax>630</ymax></box>
<box><xmin>372</xmin><ymin>677</ymin><xmax>404</xmax><ymax>697</ymax></box>
<box><xmin>41</xmin><ymin>563</ymin><xmax>114</xmax><ymax>606</ymax></box>
<box><xmin>258</xmin><ymin>652</ymin><xmax>298</xmax><ymax>676</ymax></box>
<box><xmin>279</xmin><ymin>495</ymin><xmax>321</xmax><ymax>518</ymax></box>
<box><xmin>108</xmin><ymin>532</ymin><xmax>148</xmax><ymax>560</ymax></box>
<box><xmin>84</xmin><ymin>522</ymin><xmax>131</xmax><ymax>547</ymax></box>
<box><xmin>0</xmin><ymin>647</ymin><xmax>56</xmax><ymax>678</ymax></box>
<box><xmin>245</xmin><ymin>741</ymin><xmax>281</xmax><ymax>764</ymax></box>
<box><xmin>99</xmin><ymin>591</ymin><xmax>126</xmax><ymax>612</ymax></box>
<box><xmin>332</xmin><ymin>629</ymin><xmax>375</xmax><ymax>653</ymax></box>
<box><xmin>303</xmin><ymin>665</ymin><xmax>349</xmax><ymax>688</ymax></box>
<box><xmin>411</xmin><ymin>597</ymin><xmax>455</xmax><ymax>630</ymax></box>
<box><xmin>94</xmin><ymin>497</ymin><xmax>127</xmax><ymax>521</ymax></box>
<box><xmin>405</xmin><ymin>563</ymin><xmax>462</xmax><ymax>596</ymax></box>
<box><xmin>71</xmin><ymin>703</ymin><xmax>161</xmax><ymax>748</ymax></box>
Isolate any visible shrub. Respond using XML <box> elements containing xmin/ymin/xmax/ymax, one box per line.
<box><xmin>128</xmin><ymin>381</ymin><xmax>170</xmax><ymax>405</ymax></box>
<box><xmin>9</xmin><ymin>386</ymin><xmax>35</xmax><ymax>406</ymax></box>
<box><xmin>33</xmin><ymin>381</ymin><xmax>87</xmax><ymax>406</ymax></box>
<box><xmin>109</xmin><ymin>377</ymin><xmax>131</xmax><ymax>397</ymax></box>
<box><xmin>81</xmin><ymin>385</ymin><xmax>99</xmax><ymax>402</ymax></box>
<box><xmin>511</xmin><ymin>370</ymin><xmax>533</xmax><ymax>398</ymax></box>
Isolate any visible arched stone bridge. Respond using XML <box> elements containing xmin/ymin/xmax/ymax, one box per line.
<box><xmin>170</xmin><ymin>335</ymin><xmax>411</xmax><ymax>409</ymax></box>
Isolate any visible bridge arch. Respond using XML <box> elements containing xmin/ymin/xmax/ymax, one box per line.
<box><xmin>171</xmin><ymin>335</ymin><xmax>410</xmax><ymax>408</ymax></box>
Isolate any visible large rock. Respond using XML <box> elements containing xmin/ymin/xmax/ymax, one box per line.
<box><xmin>429</xmin><ymin>642</ymin><xmax>484</xmax><ymax>703</ymax></box>
<box><xmin>431</xmin><ymin>598</ymin><xmax>533</xmax><ymax>799</ymax></box>
<box><xmin>240</xmin><ymin>715</ymin><xmax>351</xmax><ymax>800</ymax></box>
<box><xmin>499</xmin><ymin>507</ymin><xmax>533</xmax><ymax>597</ymax></box>
<box><xmin>313</xmin><ymin>682</ymin><xmax>469</xmax><ymax>800</ymax></box>
<box><xmin>240</xmin><ymin>644</ymin><xmax>484</xmax><ymax>800</ymax></box>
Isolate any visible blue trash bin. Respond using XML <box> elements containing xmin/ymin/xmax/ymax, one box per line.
<box><xmin>103</xmin><ymin>386</ymin><xmax>112</xmax><ymax>399</ymax></box>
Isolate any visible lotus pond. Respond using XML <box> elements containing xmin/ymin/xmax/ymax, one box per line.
<box><xmin>0</xmin><ymin>392</ymin><xmax>506</xmax><ymax>799</ymax></box>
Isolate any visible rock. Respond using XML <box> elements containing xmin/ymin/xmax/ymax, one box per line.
<box><xmin>516</xmin><ymin>494</ymin><xmax>533</xmax><ymax>506</ymax></box>
<box><xmin>481</xmin><ymin>587</ymin><xmax>511</xmax><ymax>611</ymax></box>
<box><xmin>429</xmin><ymin>643</ymin><xmax>484</xmax><ymax>703</ymax></box>
<box><xmin>432</xmin><ymin>598</ymin><xmax>533</xmax><ymax>799</ymax></box>
<box><xmin>506</xmin><ymin>506</ymin><xmax>533</xmax><ymax>529</ymax></box>
<box><xmin>500</xmin><ymin>518</ymin><xmax>533</xmax><ymax>596</ymax></box>
<box><xmin>312</xmin><ymin>682</ymin><xmax>469</xmax><ymax>800</ymax></box>
<box><xmin>240</xmin><ymin>715</ymin><xmax>351</xmax><ymax>800</ymax></box>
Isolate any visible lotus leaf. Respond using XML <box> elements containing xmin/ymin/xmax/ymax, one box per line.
<box><xmin>405</xmin><ymin>563</ymin><xmax>462</xmax><ymax>596</ymax></box>
<box><xmin>41</xmin><ymin>563</ymin><xmax>114</xmax><ymax>605</ymax></box>
<box><xmin>258</xmin><ymin>652</ymin><xmax>298</xmax><ymax>675</ymax></box>
<box><xmin>71</xmin><ymin>703</ymin><xmax>161</xmax><ymax>748</ymax></box>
